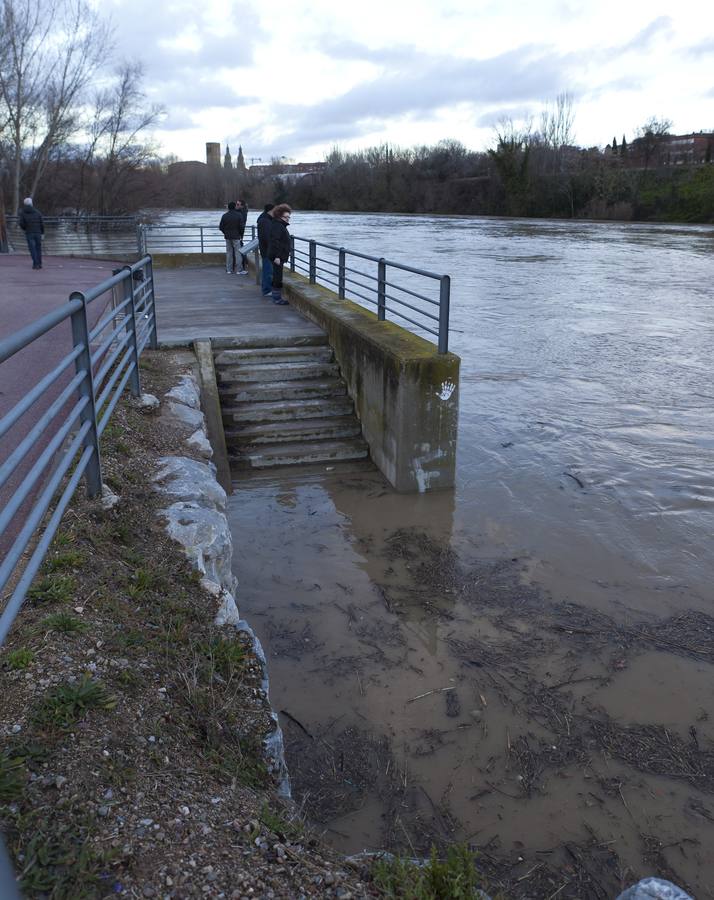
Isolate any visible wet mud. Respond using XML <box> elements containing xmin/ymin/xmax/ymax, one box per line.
<box><xmin>228</xmin><ymin>469</ymin><xmax>714</xmax><ymax>898</ymax></box>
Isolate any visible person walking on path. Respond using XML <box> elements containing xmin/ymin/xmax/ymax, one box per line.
<box><xmin>256</xmin><ymin>204</ymin><xmax>274</xmax><ymax>296</ymax></box>
<box><xmin>267</xmin><ymin>204</ymin><xmax>292</xmax><ymax>305</ymax></box>
<box><xmin>218</xmin><ymin>201</ymin><xmax>245</xmax><ymax>274</ymax></box>
<box><xmin>18</xmin><ymin>198</ymin><xmax>44</xmax><ymax>269</ymax></box>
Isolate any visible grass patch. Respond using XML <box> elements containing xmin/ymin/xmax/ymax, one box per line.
<box><xmin>27</xmin><ymin>574</ymin><xmax>76</xmax><ymax>605</ymax></box>
<box><xmin>41</xmin><ymin>613</ymin><xmax>87</xmax><ymax>634</ymax></box>
<box><xmin>0</xmin><ymin>748</ymin><xmax>26</xmax><ymax>802</ymax></box>
<box><xmin>33</xmin><ymin>677</ymin><xmax>117</xmax><ymax>730</ymax></box>
<box><xmin>44</xmin><ymin>551</ymin><xmax>85</xmax><ymax>573</ymax></box>
<box><xmin>18</xmin><ymin>822</ymin><xmax>117</xmax><ymax>899</ymax></box>
<box><xmin>5</xmin><ymin>648</ymin><xmax>35</xmax><ymax>670</ymax></box>
<box><xmin>127</xmin><ymin>567</ymin><xmax>166</xmax><ymax>599</ymax></box>
<box><xmin>259</xmin><ymin>802</ymin><xmax>303</xmax><ymax>840</ymax></box>
<box><xmin>372</xmin><ymin>845</ymin><xmax>484</xmax><ymax>899</ymax></box>
<box><xmin>204</xmin><ymin>637</ymin><xmax>247</xmax><ymax>679</ymax></box>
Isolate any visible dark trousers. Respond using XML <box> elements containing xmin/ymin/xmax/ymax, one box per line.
<box><xmin>26</xmin><ymin>233</ymin><xmax>42</xmax><ymax>268</ymax></box>
<box><xmin>271</xmin><ymin>262</ymin><xmax>283</xmax><ymax>296</ymax></box>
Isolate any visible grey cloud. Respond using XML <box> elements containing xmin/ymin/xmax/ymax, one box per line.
<box><xmin>313</xmin><ymin>36</ymin><xmax>419</xmax><ymax>66</ymax></box>
<box><xmin>619</xmin><ymin>16</ymin><xmax>673</xmax><ymax>52</ymax></box>
<box><xmin>684</xmin><ymin>39</ymin><xmax>714</xmax><ymax>58</ymax></box>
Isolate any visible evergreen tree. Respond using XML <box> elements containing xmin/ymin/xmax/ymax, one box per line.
<box><xmin>620</xmin><ymin>135</ymin><xmax>627</xmax><ymax>156</ymax></box>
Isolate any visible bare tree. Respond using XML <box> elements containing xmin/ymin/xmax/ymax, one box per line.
<box><xmin>0</xmin><ymin>0</ymin><xmax>110</xmax><ymax>212</ymax></box>
<box><xmin>539</xmin><ymin>92</ymin><xmax>576</xmax><ymax>173</ymax></box>
<box><xmin>81</xmin><ymin>62</ymin><xmax>164</xmax><ymax>214</ymax></box>
<box><xmin>635</xmin><ymin>116</ymin><xmax>673</xmax><ymax>169</ymax></box>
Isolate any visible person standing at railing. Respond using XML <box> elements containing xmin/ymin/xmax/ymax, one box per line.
<box><xmin>17</xmin><ymin>198</ymin><xmax>44</xmax><ymax>270</ymax></box>
<box><xmin>235</xmin><ymin>199</ymin><xmax>248</xmax><ymax>275</ymax></box>
<box><xmin>267</xmin><ymin>204</ymin><xmax>292</xmax><ymax>305</ymax></box>
<box><xmin>256</xmin><ymin>204</ymin><xmax>274</xmax><ymax>296</ymax></box>
<box><xmin>218</xmin><ymin>201</ymin><xmax>245</xmax><ymax>274</ymax></box>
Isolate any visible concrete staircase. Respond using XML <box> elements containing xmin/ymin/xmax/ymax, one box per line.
<box><xmin>215</xmin><ymin>337</ymin><xmax>370</xmax><ymax>472</ymax></box>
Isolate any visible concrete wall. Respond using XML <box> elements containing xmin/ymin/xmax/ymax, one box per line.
<box><xmin>280</xmin><ymin>271</ymin><xmax>460</xmax><ymax>493</ymax></box>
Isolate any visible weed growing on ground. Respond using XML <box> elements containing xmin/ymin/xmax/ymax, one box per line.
<box><xmin>41</xmin><ymin>613</ymin><xmax>87</xmax><ymax>634</ymax></box>
<box><xmin>44</xmin><ymin>550</ymin><xmax>84</xmax><ymax>573</ymax></box>
<box><xmin>27</xmin><ymin>574</ymin><xmax>76</xmax><ymax>604</ymax></box>
<box><xmin>204</xmin><ymin>637</ymin><xmax>246</xmax><ymax>679</ymax></box>
<box><xmin>127</xmin><ymin>567</ymin><xmax>166</xmax><ymax>599</ymax></box>
<box><xmin>0</xmin><ymin>749</ymin><xmax>26</xmax><ymax>802</ymax></box>
<box><xmin>5</xmin><ymin>648</ymin><xmax>35</xmax><ymax>670</ymax></box>
<box><xmin>259</xmin><ymin>802</ymin><xmax>304</xmax><ymax>840</ymax></box>
<box><xmin>373</xmin><ymin>845</ymin><xmax>484</xmax><ymax>899</ymax></box>
<box><xmin>32</xmin><ymin>677</ymin><xmax>117</xmax><ymax>730</ymax></box>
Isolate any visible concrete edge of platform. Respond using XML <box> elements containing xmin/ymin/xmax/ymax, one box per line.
<box><xmin>193</xmin><ymin>340</ymin><xmax>233</xmax><ymax>496</ymax></box>
<box><xmin>280</xmin><ymin>270</ymin><xmax>460</xmax><ymax>493</ymax></box>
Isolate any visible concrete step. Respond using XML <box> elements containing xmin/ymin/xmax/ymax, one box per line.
<box><xmin>214</xmin><ymin>346</ymin><xmax>334</xmax><ymax>367</ymax></box>
<box><xmin>226</xmin><ymin>416</ymin><xmax>362</xmax><ymax>447</ymax></box>
<box><xmin>217</xmin><ymin>361</ymin><xmax>340</xmax><ymax>383</ymax></box>
<box><xmin>223</xmin><ymin>396</ymin><xmax>355</xmax><ymax>425</ymax></box>
<box><xmin>219</xmin><ymin>377</ymin><xmax>346</xmax><ymax>404</ymax></box>
<box><xmin>232</xmin><ymin>457</ymin><xmax>376</xmax><ymax>486</ymax></box>
<box><xmin>212</xmin><ymin>334</ymin><xmax>328</xmax><ymax>351</ymax></box>
<box><xmin>230</xmin><ymin>436</ymin><xmax>369</xmax><ymax>470</ymax></box>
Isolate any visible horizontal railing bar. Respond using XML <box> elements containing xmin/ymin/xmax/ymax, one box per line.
<box><xmin>89</xmin><ymin>295</ymin><xmax>132</xmax><ymax>341</ymax></box>
<box><xmin>97</xmin><ymin>359</ymin><xmax>138</xmax><ymax>436</ymax></box>
<box><xmin>0</xmin><ymin>371</ymin><xmax>85</xmax><ymax>491</ymax></box>
<box><xmin>314</xmin><ymin>255</ymin><xmax>339</xmax><ymax>268</ymax></box>
<box><xmin>91</xmin><ymin>314</ymin><xmax>132</xmax><ymax>367</ymax></box>
<box><xmin>343</xmin><ymin>272</ymin><xmax>379</xmax><ymax>292</ymax></box>
<box><xmin>293</xmin><ymin>235</ymin><xmax>443</xmax><ymax>280</ymax></box>
<box><xmin>95</xmin><ymin>346</ymin><xmax>134</xmax><ymax>413</ymax></box>
<box><xmin>0</xmin><ymin>345</ymin><xmax>83</xmax><ymax>441</ymax></box>
<box><xmin>93</xmin><ymin>330</ymin><xmax>133</xmax><ymax>391</ymax></box>
<box><xmin>0</xmin><ymin>300</ymin><xmax>82</xmax><ymax>363</ymax></box>
<box><xmin>382</xmin><ymin>278</ymin><xmax>440</xmax><ymax>306</ymax></box>
<box><xmin>0</xmin><ymin>414</ymin><xmax>92</xmax><ymax>564</ymax></box>
<box><xmin>345</xmin><ymin>288</ymin><xmax>378</xmax><ymax>307</ymax></box>
<box><xmin>0</xmin><ymin>442</ymin><xmax>94</xmax><ymax>646</ymax></box>
<box><xmin>383</xmin><ymin>305</ymin><xmax>439</xmax><ymax>336</ymax></box>
<box><xmin>383</xmin><ymin>292</ymin><xmax>440</xmax><ymax>323</ymax></box>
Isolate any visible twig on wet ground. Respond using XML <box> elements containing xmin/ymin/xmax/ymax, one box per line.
<box><xmin>280</xmin><ymin>709</ymin><xmax>314</xmax><ymax>740</ymax></box>
<box><xmin>406</xmin><ymin>686</ymin><xmax>455</xmax><ymax>703</ymax></box>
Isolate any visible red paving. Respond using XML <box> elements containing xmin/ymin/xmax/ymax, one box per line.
<box><xmin>1</xmin><ymin>254</ymin><xmax>124</xmax><ymax>559</ymax></box>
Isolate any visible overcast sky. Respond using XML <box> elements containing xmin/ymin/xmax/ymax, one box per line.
<box><xmin>105</xmin><ymin>0</ymin><xmax>713</xmax><ymax>163</ymax></box>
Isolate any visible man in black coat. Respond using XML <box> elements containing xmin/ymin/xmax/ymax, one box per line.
<box><xmin>267</xmin><ymin>204</ymin><xmax>292</xmax><ymax>305</ymax></box>
<box><xmin>18</xmin><ymin>198</ymin><xmax>44</xmax><ymax>269</ymax></box>
<box><xmin>256</xmin><ymin>204</ymin><xmax>274</xmax><ymax>296</ymax></box>
<box><xmin>218</xmin><ymin>201</ymin><xmax>246</xmax><ymax>274</ymax></box>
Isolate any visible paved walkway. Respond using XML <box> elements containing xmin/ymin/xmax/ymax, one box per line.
<box><xmin>153</xmin><ymin>265</ymin><xmax>323</xmax><ymax>345</ymax></box>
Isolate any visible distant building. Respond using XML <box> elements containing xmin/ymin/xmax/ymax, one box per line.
<box><xmin>626</xmin><ymin>131</ymin><xmax>714</xmax><ymax>167</ymax></box>
<box><xmin>206</xmin><ymin>142</ymin><xmax>221</xmax><ymax>167</ymax></box>
<box><xmin>224</xmin><ymin>146</ymin><xmax>232</xmax><ymax>169</ymax></box>
<box><xmin>248</xmin><ymin>161</ymin><xmax>327</xmax><ymax>179</ymax></box>
<box><xmin>236</xmin><ymin>145</ymin><xmax>247</xmax><ymax>173</ymax></box>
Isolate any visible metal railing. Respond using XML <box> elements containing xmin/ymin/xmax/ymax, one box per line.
<box><xmin>5</xmin><ymin>215</ymin><xmax>139</xmax><ymax>257</ymax></box>
<box><xmin>137</xmin><ymin>222</ymin><xmax>256</xmax><ymax>256</ymax></box>
<box><xmin>289</xmin><ymin>236</ymin><xmax>451</xmax><ymax>353</ymax></box>
<box><xmin>0</xmin><ymin>256</ymin><xmax>157</xmax><ymax>643</ymax></box>
<box><xmin>0</xmin><ymin>255</ymin><xmax>157</xmax><ymax>896</ymax></box>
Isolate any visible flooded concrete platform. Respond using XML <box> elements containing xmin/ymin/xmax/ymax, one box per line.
<box><xmin>152</xmin><ymin>265</ymin><xmax>324</xmax><ymax>345</ymax></box>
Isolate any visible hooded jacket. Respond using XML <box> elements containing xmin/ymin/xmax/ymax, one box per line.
<box><xmin>219</xmin><ymin>207</ymin><xmax>245</xmax><ymax>241</ymax></box>
<box><xmin>267</xmin><ymin>217</ymin><xmax>291</xmax><ymax>265</ymax></box>
<box><xmin>18</xmin><ymin>203</ymin><xmax>44</xmax><ymax>235</ymax></box>
<box><xmin>256</xmin><ymin>210</ymin><xmax>273</xmax><ymax>256</ymax></box>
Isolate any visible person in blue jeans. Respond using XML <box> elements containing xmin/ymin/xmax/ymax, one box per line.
<box><xmin>256</xmin><ymin>204</ymin><xmax>274</xmax><ymax>295</ymax></box>
<box><xmin>267</xmin><ymin>204</ymin><xmax>292</xmax><ymax>305</ymax></box>
<box><xmin>18</xmin><ymin>198</ymin><xmax>44</xmax><ymax>269</ymax></box>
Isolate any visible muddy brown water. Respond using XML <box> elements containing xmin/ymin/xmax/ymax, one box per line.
<box><xmin>214</xmin><ymin>212</ymin><xmax>714</xmax><ymax>896</ymax></box>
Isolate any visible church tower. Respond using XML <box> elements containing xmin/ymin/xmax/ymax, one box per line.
<box><xmin>224</xmin><ymin>146</ymin><xmax>232</xmax><ymax>169</ymax></box>
<box><xmin>236</xmin><ymin>145</ymin><xmax>247</xmax><ymax>173</ymax></box>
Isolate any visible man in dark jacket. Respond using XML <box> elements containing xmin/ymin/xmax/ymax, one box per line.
<box><xmin>218</xmin><ymin>201</ymin><xmax>245</xmax><ymax>274</ymax></box>
<box><xmin>256</xmin><ymin>204</ymin><xmax>274</xmax><ymax>296</ymax></box>
<box><xmin>267</xmin><ymin>204</ymin><xmax>292</xmax><ymax>305</ymax></box>
<box><xmin>18</xmin><ymin>198</ymin><xmax>44</xmax><ymax>269</ymax></box>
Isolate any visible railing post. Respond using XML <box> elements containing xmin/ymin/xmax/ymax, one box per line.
<box><xmin>309</xmin><ymin>240</ymin><xmax>316</xmax><ymax>284</ymax></box>
<box><xmin>121</xmin><ymin>267</ymin><xmax>142</xmax><ymax>397</ymax></box>
<box><xmin>338</xmin><ymin>248</ymin><xmax>346</xmax><ymax>298</ymax></box>
<box><xmin>147</xmin><ymin>256</ymin><xmax>158</xmax><ymax>349</ymax></box>
<box><xmin>253</xmin><ymin>246</ymin><xmax>260</xmax><ymax>286</ymax></box>
<box><xmin>377</xmin><ymin>258</ymin><xmax>386</xmax><ymax>321</ymax></box>
<box><xmin>136</xmin><ymin>223</ymin><xmax>143</xmax><ymax>258</ymax></box>
<box><xmin>290</xmin><ymin>236</ymin><xmax>295</xmax><ymax>272</ymax></box>
<box><xmin>0</xmin><ymin>835</ymin><xmax>21</xmax><ymax>900</ymax></box>
<box><xmin>200</xmin><ymin>226</ymin><xmax>205</xmax><ymax>254</ymax></box>
<box><xmin>438</xmin><ymin>274</ymin><xmax>451</xmax><ymax>354</ymax></box>
<box><xmin>69</xmin><ymin>291</ymin><xmax>102</xmax><ymax>498</ymax></box>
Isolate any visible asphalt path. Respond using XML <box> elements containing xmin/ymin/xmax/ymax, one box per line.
<box><xmin>1</xmin><ymin>254</ymin><xmax>123</xmax><ymax>564</ymax></box>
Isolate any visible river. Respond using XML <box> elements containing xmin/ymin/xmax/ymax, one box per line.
<box><xmin>167</xmin><ymin>209</ymin><xmax>714</xmax><ymax>895</ymax></box>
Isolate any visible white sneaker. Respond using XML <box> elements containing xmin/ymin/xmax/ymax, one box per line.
<box><xmin>236</xmin><ymin>270</ymin><xmax>248</xmax><ymax>276</ymax></box>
